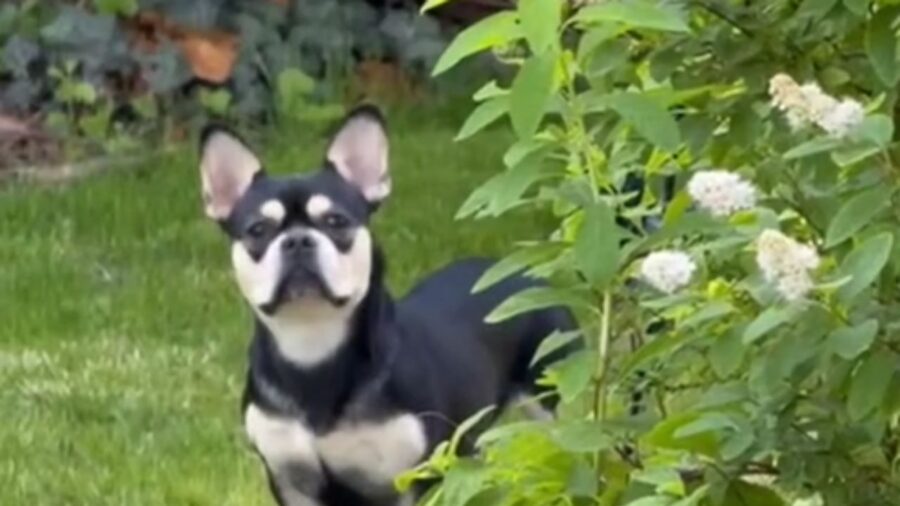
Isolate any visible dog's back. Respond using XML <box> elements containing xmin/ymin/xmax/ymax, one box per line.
<box><xmin>394</xmin><ymin>258</ymin><xmax>577</xmax><ymax>432</ymax></box>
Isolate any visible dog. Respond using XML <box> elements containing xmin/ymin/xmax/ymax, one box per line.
<box><xmin>197</xmin><ymin>105</ymin><xmax>576</xmax><ymax>506</ymax></box>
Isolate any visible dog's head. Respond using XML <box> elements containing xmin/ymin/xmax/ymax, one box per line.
<box><xmin>198</xmin><ymin>106</ymin><xmax>390</xmax><ymax>318</ymax></box>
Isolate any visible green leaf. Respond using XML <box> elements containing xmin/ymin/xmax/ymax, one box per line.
<box><xmin>567</xmin><ymin>460</ymin><xmax>599</xmax><ymax>497</ymax></box>
<box><xmin>473</xmin><ymin>81</ymin><xmax>508</xmax><ymax>101</ymax></box>
<box><xmin>828</xmin><ymin>319</ymin><xmax>879</xmax><ymax>360</ymax></box>
<box><xmin>796</xmin><ymin>0</ymin><xmax>839</xmax><ymax>19</ymax></box>
<box><xmin>576</xmin><ymin>201</ymin><xmax>620</xmax><ymax>287</ymax></box>
<box><xmin>673</xmin><ymin>485</ymin><xmax>710</xmax><ymax>506</ymax></box>
<box><xmin>825</xmin><ymin>186</ymin><xmax>893</xmax><ymax>248</ymax></box>
<box><xmin>848</xmin><ymin>353</ymin><xmax>895</xmax><ymax>420</ymax></box>
<box><xmin>456</xmin><ymin>153</ymin><xmax>549</xmax><ymax>219</ymax></box>
<box><xmin>620</xmin><ymin>332</ymin><xmax>697</xmax><ymax>379</ymax></box>
<box><xmin>720</xmin><ymin>425</ymin><xmax>755</xmax><ymax>460</ymax></box>
<box><xmin>519</xmin><ymin>0</ymin><xmax>560</xmax><ymax>54</ymax></box>
<box><xmin>548</xmin><ymin>350</ymin><xmax>594</xmax><ymax>403</ymax></box>
<box><xmin>674</xmin><ymin>413</ymin><xmax>738</xmax><ymax>439</ymax></box>
<box><xmin>531</xmin><ymin>329</ymin><xmax>582</xmax><ymax>366</ymax></box>
<box><xmin>783</xmin><ymin>136</ymin><xmax>842</xmax><ymax>159</ymax></box>
<box><xmin>743</xmin><ymin>305</ymin><xmax>802</xmax><ymax>344</ymax></box>
<box><xmin>433</xmin><ymin>12</ymin><xmax>521</xmax><ymax>76</ymax></box>
<box><xmin>420</xmin><ymin>0</ymin><xmax>453</xmax><ymax>13</ymax></box>
<box><xmin>510</xmin><ymin>50</ymin><xmax>557</xmax><ymax>139</ymax></box>
<box><xmin>608</xmin><ymin>92</ymin><xmax>681</xmax><ymax>152</ymax></box>
<box><xmin>443</xmin><ymin>460</ymin><xmax>487</xmax><ymax>506</ymax></box>
<box><xmin>837</xmin><ymin>232</ymin><xmax>894</xmax><ymax>304</ymax></box>
<box><xmin>93</xmin><ymin>0</ymin><xmax>137</xmax><ymax>16</ymax></box>
<box><xmin>634</xmin><ymin>468</ymin><xmax>684</xmax><ymax>496</ymax></box>
<box><xmin>844</xmin><ymin>0</ymin><xmax>871</xmax><ymax>16</ymax></box>
<box><xmin>865</xmin><ymin>6</ymin><xmax>900</xmax><ymax>86</ymax></box>
<box><xmin>723</xmin><ymin>481</ymin><xmax>785</xmax><ymax>506</ymax></box>
<box><xmin>573</xmin><ymin>0</ymin><xmax>690</xmax><ymax>32</ymax></box>
<box><xmin>550</xmin><ymin>420</ymin><xmax>613</xmax><ymax>453</ymax></box>
<box><xmin>503</xmin><ymin>138</ymin><xmax>547</xmax><ymax>168</ymax></box>
<box><xmin>476</xmin><ymin>421</ymin><xmax>539</xmax><ymax>448</ymax></box>
<box><xmin>642</xmin><ymin>412</ymin><xmax>719</xmax><ymax>457</ymax></box>
<box><xmin>485</xmin><ymin>286</ymin><xmax>593</xmax><ymax>323</ymax></box>
<box><xmin>831</xmin><ymin>144</ymin><xmax>881</xmax><ymax>167</ymax></box>
<box><xmin>277</xmin><ymin>68</ymin><xmax>315</xmax><ymax>118</ymax></box>
<box><xmin>473</xmin><ymin>242</ymin><xmax>565</xmax><ymax>293</ymax></box>
<box><xmin>456</xmin><ymin>97</ymin><xmax>508</xmax><ymax>141</ymax></box>
<box><xmin>851</xmin><ymin>114</ymin><xmax>895</xmax><ymax>148</ymax></box>
<box><xmin>625</xmin><ymin>497</ymin><xmax>674</xmax><ymax>506</ymax></box>
<box><xmin>449</xmin><ymin>406</ymin><xmax>495</xmax><ymax>454</ymax></box>
<box><xmin>681</xmin><ymin>301</ymin><xmax>735</xmax><ymax>329</ymax></box>
<box><xmin>709</xmin><ymin>327</ymin><xmax>745</xmax><ymax>378</ymax></box>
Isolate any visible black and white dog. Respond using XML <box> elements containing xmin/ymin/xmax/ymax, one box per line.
<box><xmin>198</xmin><ymin>106</ymin><xmax>576</xmax><ymax>506</ymax></box>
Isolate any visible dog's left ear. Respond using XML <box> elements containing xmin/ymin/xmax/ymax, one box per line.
<box><xmin>198</xmin><ymin>126</ymin><xmax>262</xmax><ymax>221</ymax></box>
<box><xmin>327</xmin><ymin>106</ymin><xmax>390</xmax><ymax>204</ymax></box>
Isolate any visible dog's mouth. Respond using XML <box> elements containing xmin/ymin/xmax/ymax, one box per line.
<box><xmin>259</xmin><ymin>267</ymin><xmax>349</xmax><ymax>315</ymax></box>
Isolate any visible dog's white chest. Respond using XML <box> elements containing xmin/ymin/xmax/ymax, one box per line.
<box><xmin>317</xmin><ymin>414</ymin><xmax>427</xmax><ymax>484</ymax></box>
<box><xmin>245</xmin><ymin>405</ymin><xmax>426</xmax><ymax>491</ymax></box>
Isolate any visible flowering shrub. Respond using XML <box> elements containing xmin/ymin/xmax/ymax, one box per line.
<box><xmin>400</xmin><ymin>0</ymin><xmax>900</xmax><ymax>505</ymax></box>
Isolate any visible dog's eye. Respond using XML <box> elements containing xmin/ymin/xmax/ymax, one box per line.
<box><xmin>323</xmin><ymin>213</ymin><xmax>350</xmax><ymax>229</ymax></box>
<box><xmin>246</xmin><ymin>222</ymin><xmax>270</xmax><ymax>239</ymax></box>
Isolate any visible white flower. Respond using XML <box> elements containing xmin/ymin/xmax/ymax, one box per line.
<box><xmin>769</xmin><ymin>73</ymin><xmax>809</xmax><ymax>130</ymax></box>
<box><xmin>687</xmin><ymin>170</ymin><xmax>757</xmax><ymax>217</ymax></box>
<box><xmin>768</xmin><ymin>73</ymin><xmax>864</xmax><ymax>137</ymax></box>
<box><xmin>818</xmin><ymin>98</ymin><xmax>864</xmax><ymax>138</ymax></box>
<box><xmin>755</xmin><ymin>229</ymin><xmax>820</xmax><ymax>301</ymax></box>
<box><xmin>799</xmin><ymin>83</ymin><xmax>838</xmax><ymax>125</ymax></box>
<box><xmin>640</xmin><ymin>250</ymin><xmax>697</xmax><ymax>294</ymax></box>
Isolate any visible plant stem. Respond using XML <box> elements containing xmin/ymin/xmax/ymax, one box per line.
<box><xmin>592</xmin><ymin>291</ymin><xmax>613</xmax><ymax>421</ymax></box>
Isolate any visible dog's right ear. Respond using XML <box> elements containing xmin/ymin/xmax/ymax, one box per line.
<box><xmin>198</xmin><ymin>126</ymin><xmax>262</xmax><ymax>221</ymax></box>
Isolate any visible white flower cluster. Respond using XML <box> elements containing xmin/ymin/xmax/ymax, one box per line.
<box><xmin>768</xmin><ymin>73</ymin><xmax>864</xmax><ymax>138</ymax></box>
<box><xmin>755</xmin><ymin>229</ymin><xmax>820</xmax><ymax>301</ymax></box>
<box><xmin>687</xmin><ymin>170</ymin><xmax>757</xmax><ymax>217</ymax></box>
<box><xmin>640</xmin><ymin>250</ymin><xmax>697</xmax><ymax>294</ymax></box>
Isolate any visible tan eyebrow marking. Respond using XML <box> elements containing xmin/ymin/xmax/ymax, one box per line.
<box><xmin>306</xmin><ymin>194</ymin><xmax>332</xmax><ymax>218</ymax></box>
<box><xmin>260</xmin><ymin>199</ymin><xmax>286</xmax><ymax>223</ymax></box>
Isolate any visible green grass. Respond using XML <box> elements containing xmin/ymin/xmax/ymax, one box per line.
<box><xmin>0</xmin><ymin>111</ymin><xmax>547</xmax><ymax>505</ymax></box>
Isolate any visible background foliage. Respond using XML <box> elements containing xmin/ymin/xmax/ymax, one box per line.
<box><xmin>0</xmin><ymin>0</ymin><xmax>469</xmax><ymax>168</ymax></box>
<box><xmin>400</xmin><ymin>0</ymin><xmax>900</xmax><ymax>505</ymax></box>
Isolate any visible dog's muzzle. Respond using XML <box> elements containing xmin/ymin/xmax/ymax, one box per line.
<box><xmin>259</xmin><ymin>229</ymin><xmax>348</xmax><ymax>314</ymax></box>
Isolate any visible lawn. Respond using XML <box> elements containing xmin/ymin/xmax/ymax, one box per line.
<box><xmin>0</xmin><ymin>109</ymin><xmax>545</xmax><ymax>505</ymax></box>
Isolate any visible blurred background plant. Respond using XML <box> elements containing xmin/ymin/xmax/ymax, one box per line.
<box><xmin>0</xmin><ymin>0</ymin><xmax>508</xmax><ymax>175</ymax></box>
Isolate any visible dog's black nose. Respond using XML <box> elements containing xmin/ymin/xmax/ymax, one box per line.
<box><xmin>282</xmin><ymin>233</ymin><xmax>316</xmax><ymax>253</ymax></box>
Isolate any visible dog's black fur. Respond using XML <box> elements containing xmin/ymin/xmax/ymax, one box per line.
<box><xmin>199</xmin><ymin>106</ymin><xmax>576</xmax><ymax>506</ymax></box>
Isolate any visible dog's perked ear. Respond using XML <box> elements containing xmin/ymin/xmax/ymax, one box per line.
<box><xmin>198</xmin><ymin>126</ymin><xmax>262</xmax><ymax>221</ymax></box>
<box><xmin>326</xmin><ymin>106</ymin><xmax>391</xmax><ymax>204</ymax></box>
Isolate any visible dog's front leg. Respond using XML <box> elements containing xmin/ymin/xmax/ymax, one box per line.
<box><xmin>246</xmin><ymin>404</ymin><xmax>325</xmax><ymax>506</ymax></box>
<box><xmin>266</xmin><ymin>462</ymin><xmax>325</xmax><ymax>506</ymax></box>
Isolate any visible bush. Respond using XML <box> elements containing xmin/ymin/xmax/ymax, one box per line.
<box><xmin>400</xmin><ymin>1</ymin><xmax>900</xmax><ymax>505</ymax></box>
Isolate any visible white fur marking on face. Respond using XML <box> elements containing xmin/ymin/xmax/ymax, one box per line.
<box><xmin>256</xmin><ymin>302</ymin><xmax>351</xmax><ymax>367</ymax></box>
<box><xmin>317</xmin><ymin>414</ymin><xmax>427</xmax><ymax>486</ymax></box>
<box><xmin>232</xmin><ymin>236</ymin><xmax>286</xmax><ymax>306</ymax></box>
<box><xmin>309</xmin><ymin>227</ymin><xmax>372</xmax><ymax>303</ymax></box>
<box><xmin>261</xmin><ymin>199</ymin><xmax>286</xmax><ymax>223</ymax></box>
<box><xmin>305</xmin><ymin>194</ymin><xmax>332</xmax><ymax>219</ymax></box>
